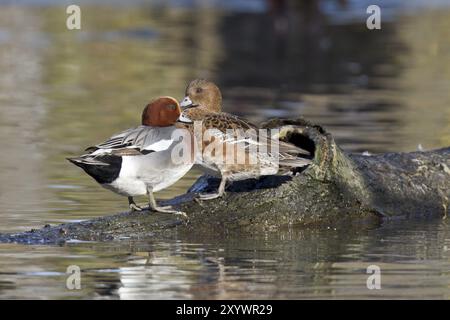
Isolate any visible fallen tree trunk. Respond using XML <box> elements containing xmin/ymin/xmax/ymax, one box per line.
<box><xmin>1</xmin><ymin>118</ymin><xmax>449</xmax><ymax>244</ymax></box>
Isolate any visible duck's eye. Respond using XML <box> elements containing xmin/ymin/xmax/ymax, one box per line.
<box><xmin>195</xmin><ymin>87</ymin><xmax>203</xmax><ymax>94</ymax></box>
<box><xmin>167</xmin><ymin>104</ymin><xmax>177</xmax><ymax>111</ymax></box>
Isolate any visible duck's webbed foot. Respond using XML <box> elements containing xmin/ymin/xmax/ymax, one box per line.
<box><xmin>197</xmin><ymin>192</ymin><xmax>224</xmax><ymax>200</ymax></box>
<box><xmin>196</xmin><ymin>176</ymin><xmax>227</xmax><ymax>201</ymax></box>
<box><xmin>146</xmin><ymin>186</ymin><xmax>187</xmax><ymax>218</ymax></box>
<box><xmin>153</xmin><ymin>205</ymin><xmax>188</xmax><ymax>218</ymax></box>
<box><xmin>128</xmin><ymin>197</ymin><xmax>143</xmax><ymax>212</ymax></box>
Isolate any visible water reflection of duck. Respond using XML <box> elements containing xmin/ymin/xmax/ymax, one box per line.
<box><xmin>67</xmin><ymin>97</ymin><xmax>193</xmax><ymax>215</ymax></box>
<box><xmin>180</xmin><ymin>79</ymin><xmax>312</xmax><ymax>200</ymax></box>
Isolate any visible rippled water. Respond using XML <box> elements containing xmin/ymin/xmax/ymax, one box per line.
<box><xmin>0</xmin><ymin>1</ymin><xmax>449</xmax><ymax>299</ymax></box>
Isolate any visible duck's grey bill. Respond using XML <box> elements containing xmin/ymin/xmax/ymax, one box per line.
<box><xmin>177</xmin><ymin>113</ymin><xmax>193</xmax><ymax>123</ymax></box>
<box><xmin>180</xmin><ymin>96</ymin><xmax>193</xmax><ymax>108</ymax></box>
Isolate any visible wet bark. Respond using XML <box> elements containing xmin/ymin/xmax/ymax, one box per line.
<box><xmin>1</xmin><ymin>118</ymin><xmax>449</xmax><ymax>244</ymax></box>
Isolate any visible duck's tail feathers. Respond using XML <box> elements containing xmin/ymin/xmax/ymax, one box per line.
<box><xmin>279</xmin><ymin>157</ymin><xmax>312</xmax><ymax>168</ymax></box>
<box><xmin>67</xmin><ymin>155</ymin><xmax>122</xmax><ymax>184</ymax></box>
<box><xmin>277</xmin><ymin>140</ymin><xmax>310</xmax><ymax>157</ymax></box>
<box><xmin>67</xmin><ymin>155</ymin><xmax>109</xmax><ymax>167</ymax></box>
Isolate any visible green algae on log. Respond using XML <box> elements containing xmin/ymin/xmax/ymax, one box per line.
<box><xmin>1</xmin><ymin>118</ymin><xmax>449</xmax><ymax>244</ymax></box>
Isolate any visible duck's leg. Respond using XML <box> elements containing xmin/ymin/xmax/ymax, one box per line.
<box><xmin>146</xmin><ymin>186</ymin><xmax>187</xmax><ymax>217</ymax></box>
<box><xmin>197</xmin><ymin>176</ymin><xmax>227</xmax><ymax>200</ymax></box>
<box><xmin>128</xmin><ymin>197</ymin><xmax>142</xmax><ymax>212</ymax></box>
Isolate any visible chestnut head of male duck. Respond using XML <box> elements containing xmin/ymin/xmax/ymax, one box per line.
<box><xmin>68</xmin><ymin>96</ymin><xmax>193</xmax><ymax>216</ymax></box>
<box><xmin>141</xmin><ymin>96</ymin><xmax>191</xmax><ymax>126</ymax></box>
<box><xmin>180</xmin><ymin>79</ymin><xmax>222</xmax><ymax>119</ymax></box>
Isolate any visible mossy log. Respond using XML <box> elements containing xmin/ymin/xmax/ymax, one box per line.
<box><xmin>1</xmin><ymin>118</ymin><xmax>449</xmax><ymax>244</ymax></box>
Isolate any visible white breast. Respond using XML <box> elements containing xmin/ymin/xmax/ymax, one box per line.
<box><xmin>103</xmin><ymin>131</ymin><xmax>194</xmax><ymax>196</ymax></box>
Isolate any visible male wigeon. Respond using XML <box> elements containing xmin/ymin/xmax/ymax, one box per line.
<box><xmin>68</xmin><ymin>96</ymin><xmax>193</xmax><ymax>215</ymax></box>
<box><xmin>179</xmin><ymin>79</ymin><xmax>312</xmax><ymax>200</ymax></box>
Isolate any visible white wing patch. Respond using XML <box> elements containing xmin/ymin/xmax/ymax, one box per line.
<box><xmin>91</xmin><ymin>148</ymin><xmax>114</xmax><ymax>156</ymax></box>
<box><xmin>91</xmin><ymin>139</ymin><xmax>174</xmax><ymax>156</ymax></box>
<box><xmin>143</xmin><ymin>139</ymin><xmax>174</xmax><ymax>152</ymax></box>
<box><xmin>87</xmin><ymin>126</ymin><xmax>177</xmax><ymax>156</ymax></box>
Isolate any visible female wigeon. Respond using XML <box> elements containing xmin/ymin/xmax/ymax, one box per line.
<box><xmin>68</xmin><ymin>96</ymin><xmax>193</xmax><ymax>215</ymax></box>
<box><xmin>179</xmin><ymin>79</ymin><xmax>311</xmax><ymax>200</ymax></box>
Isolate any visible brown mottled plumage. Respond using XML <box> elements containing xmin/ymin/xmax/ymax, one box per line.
<box><xmin>180</xmin><ymin>79</ymin><xmax>312</xmax><ymax>200</ymax></box>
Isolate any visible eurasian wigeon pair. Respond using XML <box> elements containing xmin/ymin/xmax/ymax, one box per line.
<box><xmin>69</xmin><ymin>80</ymin><xmax>311</xmax><ymax>214</ymax></box>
